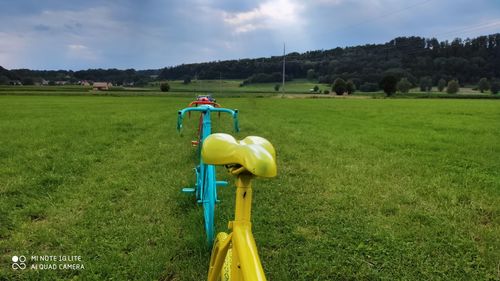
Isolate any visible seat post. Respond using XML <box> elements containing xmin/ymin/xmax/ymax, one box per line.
<box><xmin>233</xmin><ymin>173</ymin><xmax>254</xmax><ymax>223</ymax></box>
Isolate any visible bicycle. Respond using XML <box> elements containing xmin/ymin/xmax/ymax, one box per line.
<box><xmin>201</xmin><ymin>133</ymin><xmax>277</xmax><ymax>281</ymax></box>
<box><xmin>177</xmin><ymin>97</ymin><xmax>239</xmax><ymax>244</ymax></box>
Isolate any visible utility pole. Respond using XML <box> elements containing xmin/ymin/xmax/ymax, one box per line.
<box><xmin>282</xmin><ymin>42</ymin><xmax>286</xmax><ymax>96</ymax></box>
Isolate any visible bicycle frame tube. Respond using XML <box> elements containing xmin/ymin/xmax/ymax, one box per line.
<box><xmin>178</xmin><ymin>105</ymin><xmax>239</xmax><ymax>244</ymax></box>
<box><xmin>177</xmin><ymin>105</ymin><xmax>239</xmax><ymax>133</ymax></box>
<box><xmin>207</xmin><ymin>174</ymin><xmax>267</xmax><ymax>281</ymax></box>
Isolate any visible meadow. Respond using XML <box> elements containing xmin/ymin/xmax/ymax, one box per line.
<box><xmin>0</xmin><ymin>94</ymin><xmax>499</xmax><ymax>280</ymax></box>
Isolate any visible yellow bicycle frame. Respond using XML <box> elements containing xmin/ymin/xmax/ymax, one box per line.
<box><xmin>207</xmin><ymin>172</ymin><xmax>267</xmax><ymax>281</ymax></box>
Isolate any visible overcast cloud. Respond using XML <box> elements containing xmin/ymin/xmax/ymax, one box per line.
<box><xmin>0</xmin><ymin>0</ymin><xmax>499</xmax><ymax>70</ymax></box>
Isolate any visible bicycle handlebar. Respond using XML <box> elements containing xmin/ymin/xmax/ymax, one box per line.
<box><xmin>177</xmin><ymin>106</ymin><xmax>239</xmax><ymax>133</ymax></box>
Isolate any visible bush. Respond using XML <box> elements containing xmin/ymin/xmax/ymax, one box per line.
<box><xmin>274</xmin><ymin>84</ymin><xmax>281</xmax><ymax>91</ymax></box>
<box><xmin>419</xmin><ymin>76</ymin><xmax>432</xmax><ymax>92</ymax></box>
<box><xmin>397</xmin><ymin>77</ymin><xmax>412</xmax><ymax>93</ymax></box>
<box><xmin>379</xmin><ymin>75</ymin><xmax>398</xmax><ymax>96</ymax></box>
<box><xmin>183</xmin><ymin>76</ymin><xmax>191</xmax><ymax>84</ymax></box>
<box><xmin>490</xmin><ymin>80</ymin><xmax>499</xmax><ymax>95</ymax></box>
<box><xmin>437</xmin><ymin>78</ymin><xmax>446</xmax><ymax>92</ymax></box>
<box><xmin>346</xmin><ymin>80</ymin><xmax>356</xmax><ymax>95</ymax></box>
<box><xmin>446</xmin><ymin>80</ymin><xmax>460</xmax><ymax>94</ymax></box>
<box><xmin>332</xmin><ymin>78</ymin><xmax>346</xmax><ymax>95</ymax></box>
<box><xmin>323</xmin><ymin>90</ymin><xmax>329</xmax><ymax>94</ymax></box>
<box><xmin>160</xmin><ymin>82</ymin><xmax>170</xmax><ymax>92</ymax></box>
<box><xmin>478</xmin><ymin>77</ymin><xmax>490</xmax><ymax>93</ymax></box>
<box><xmin>313</xmin><ymin>85</ymin><xmax>319</xmax><ymax>92</ymax></box>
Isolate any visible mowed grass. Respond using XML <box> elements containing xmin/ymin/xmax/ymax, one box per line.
<box><xmin>166</xmin><ymin>79</ymin><xmax>331</xmax><ymax>94</ymax></box>
<box><xmin>0</xmin><ymin>95</ymin><xmax>499</xmax><ymax>280</ymax></box>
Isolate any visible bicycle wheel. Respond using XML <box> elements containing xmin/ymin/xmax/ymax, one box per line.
<box><xmin>203</xmin><ymin>164</ymin><xmax>216</xmax><ymax>244</ymax></box>
<box><xmin>209</xmin><ymin>232</ymin><xmax>232</xmax><ymax>281</ymax></box>
<box><xmin>221</xmin><ymin>248</ymin><xmax>232</xmax><ymax>281</ymax></box>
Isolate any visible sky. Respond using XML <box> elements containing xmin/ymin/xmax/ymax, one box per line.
<box><xmin>0</xmin><ymin>0</ymin><xmax>499</xmax><ymax>70</ymax></box>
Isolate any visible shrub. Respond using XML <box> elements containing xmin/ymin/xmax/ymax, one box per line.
<box><xmin>419</xmin><ymin>76</ymin><xmax>432</xmax><ymax>92</ymax></box>
<box><xmin>478</xmin><ymin>78</ymin><xmax>490</xmax><ymax>93</ymax></box>
<box><xmin>183</xmin><ymin>76</ymin><xmax>191</xmax><ymax>84</ymax></box>
<box><xmin>446</xmin><ymin>80</ymin><xmax>460</xmax><ymax>94</ymax></box>
<box><xmin>437</xmin><ymin>78</ymin><xmax>446</xmax><ymax>92</ymax></box>
<box><xmin>274</xmin><ymin>84</ymin><xmax>281</xmax><ymax>91</ymax></box>
<box><xmin>323</xmin><ymin>90</ymin><xmax>329</xmax><ymax>94</ymax></box>
<box><xmin>313</xmin><ymin>85</ymin><xmax>319</xmax><ymax>92</ymax></box>
<box><xmin>397</xmin><ymin>77</ymin><xmax>412</xmax><ymax>93</ymax></box>
<box><xmin>332</xmin><ymin>78</ymin><xmax>346</xmax><ymax>95</ymax></box>
<box><xmin>346</xmin><ymin>80</ymin><xmax>356</xmax><ymax>95</ymax></box>
<box><xmin>160</xmin><ymin>82</ymin><xmax>170</xmax><ymax>92</ymax></box>
<box><xmin>490</xmin><ymin>80</ymin><xmax>499</xmax><ymax>95</ymax></box>
<box><xmin>379</xmin><ymin>75</ymin><xmax>398</xmax><ymax>96</ymax></box>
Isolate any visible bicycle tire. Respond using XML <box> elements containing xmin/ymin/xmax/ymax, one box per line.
<box><xmin>203</xmin><ymin>164</ymin><xmax>216</xmax><ymax>243</ymax></box>
<box><xmin>209</xmin><ymin>232</ymin><xmax>232</xmax><ymax>281</ymax></box>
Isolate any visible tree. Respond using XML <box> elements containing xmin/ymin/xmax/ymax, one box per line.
<box><xmin>274</xmin><ymin>84</ymin><xmax>281</xmax><ymax>91</ymax></box>
<box><xmin>313</xmin><ymin>85</ymin><xmax>319</xmax><ymax>92</ymax></box>
<box><xmin>21</xmin><ymin>77</ymin><xmax>34</xmax><ymax>85</ymax></box>
<box><xmin>446</xmin><ymin>79</ymin><xmax>460</xmax><ymax>94</ymax></box>
<box><xmin>359</xmin><ymin>82</ymin><xmax>379</xmax><ymax>92</ymax></box>
<box><xmin>160</xmin><ymin>82</ymin><xmax>170</xmax><ymax>92</ymax></box>
<box><xmin>437</xmin><ymin>78</ymin><xmax>446</xmax><ymax>92</ymax></box>
<box><xmin>478</xmin><ymin>77</ymin><xmax>490</xmax><ymax>93</ymax></box>
<box><xmin>419</xmin><ymin>76</ymin><xmax>432</xmax><ymax>92</ymax></box>
<box><xmin>490</xmin><ymin>80</ymin><xmax>499</xmax><ymax>95</ymax></box>
<box><xmin>332</xmin><ymin>78</ymin><xmax>346</xmax><ymax>95</ymax></box>
<box><xmin>0</xmin><ymin>75</ymin><xmax>9</xmax><ymax>85</ymax></box>
<box><xmin>397</xmin><ymin>77</ymin><xmax>412</xmax><ymax>93</ymax></box>
<box><xmin>306</xmin><ymin>69</ymin><xmax>316</xmax><ymax>80</ymax></box>
<box><xmin>346</xmin><ymin>80</ymin><xmax>356</xmax><ymax>94</ymax></box>
<box><xmin>379</xmin><ymin>75</ymin><xmax>398</xmax><ymax>96</ymax></box>
<box><xmin>183</xmin><ymin>76</ymin><xmax>191</xmax><ymax>84</ymax></box>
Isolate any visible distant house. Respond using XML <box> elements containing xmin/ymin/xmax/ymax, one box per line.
<box><xmin>78</xmin><ymin>80</ymin><xmax>91</xmax><ymax>86</ymax></box>
<box><xmin>92</xmin><ymin>82</ymin><xmax>112</xmax><ymax>91</ymax></box>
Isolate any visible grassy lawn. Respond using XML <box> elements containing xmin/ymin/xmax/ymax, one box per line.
<box><xmin>0</xmin><ymin>95</ymin><xmax>499</xmax><ymax>280</ymax></box>
<box><xmin>166</xmin><ymin>79</ymin><xmax>331</xmax><ymax>94</ymax></box>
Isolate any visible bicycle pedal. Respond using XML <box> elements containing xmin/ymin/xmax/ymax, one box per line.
<box><xmin>182</xmin><ymin>187</ymin><xmax>196</xmax><ymax>193</ymax></box>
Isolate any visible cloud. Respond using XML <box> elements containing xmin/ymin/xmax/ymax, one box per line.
<box><xmin>0</xmin><ymin>0</ymin><xmax>499</xmax><ymax>69</ymax></box>
<box><xmin>66</xmin><ymin>44</ymin><xmax>98</xmax><ymax>61</ymax></box>
<box><xmin>223</xmin><ymin>0</ymin><xmax>305</xmax><ymax>34</ymax></box>
<box><xmin>0</xmin><ymin>32</ymin><xmax>30</xmax><ymax>68</ymax></box>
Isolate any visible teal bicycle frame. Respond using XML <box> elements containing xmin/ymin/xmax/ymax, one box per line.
<box><xmin>177</xmin><ymin>105</ymin><xmax>239</xmax><ymax>244</ymax></box>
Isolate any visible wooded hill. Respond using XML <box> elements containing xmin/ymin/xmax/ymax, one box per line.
<box><xmin>1</xmin><ymin>33</ymin><xmax>499</xmax><ymax>89</ymax></box>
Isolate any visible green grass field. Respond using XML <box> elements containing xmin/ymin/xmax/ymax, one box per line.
<box><xmin>0</xmin><ymin>95</ymin><xmax>499</xmax><ymax>280</ymax></box>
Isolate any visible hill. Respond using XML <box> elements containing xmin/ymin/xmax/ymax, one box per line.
<box><xmin>0</xmin><ymin>34</ymin><xmax>499</xmax><ymax>89</ymax></box>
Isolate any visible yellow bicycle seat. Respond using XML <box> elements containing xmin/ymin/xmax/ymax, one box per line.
<box><xmin>201</xmin><ymin>133</ymin><xmax>277</xmax><ymax>178</ymax></box>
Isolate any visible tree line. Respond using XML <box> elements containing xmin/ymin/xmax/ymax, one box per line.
<box><xmin>159</xmin><ymin>34</ymin><xmax>500</xmax><ymax>91</ymax></box>
<box><xmin>1</xmin><ymin>33</ymin><xmax>499</xmax><ymax>90</ymax></box>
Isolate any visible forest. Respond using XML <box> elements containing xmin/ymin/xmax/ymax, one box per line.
<box><xmin>1</xmin><ymin>33</ymin><xmax>499</xmax><ymax>89</ymax></box>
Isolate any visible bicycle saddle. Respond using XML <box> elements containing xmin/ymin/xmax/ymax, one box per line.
<box><xmin>201</xmin><ymin>133</ymin><xmax>277</xmax><ymax>178</ymax></box>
